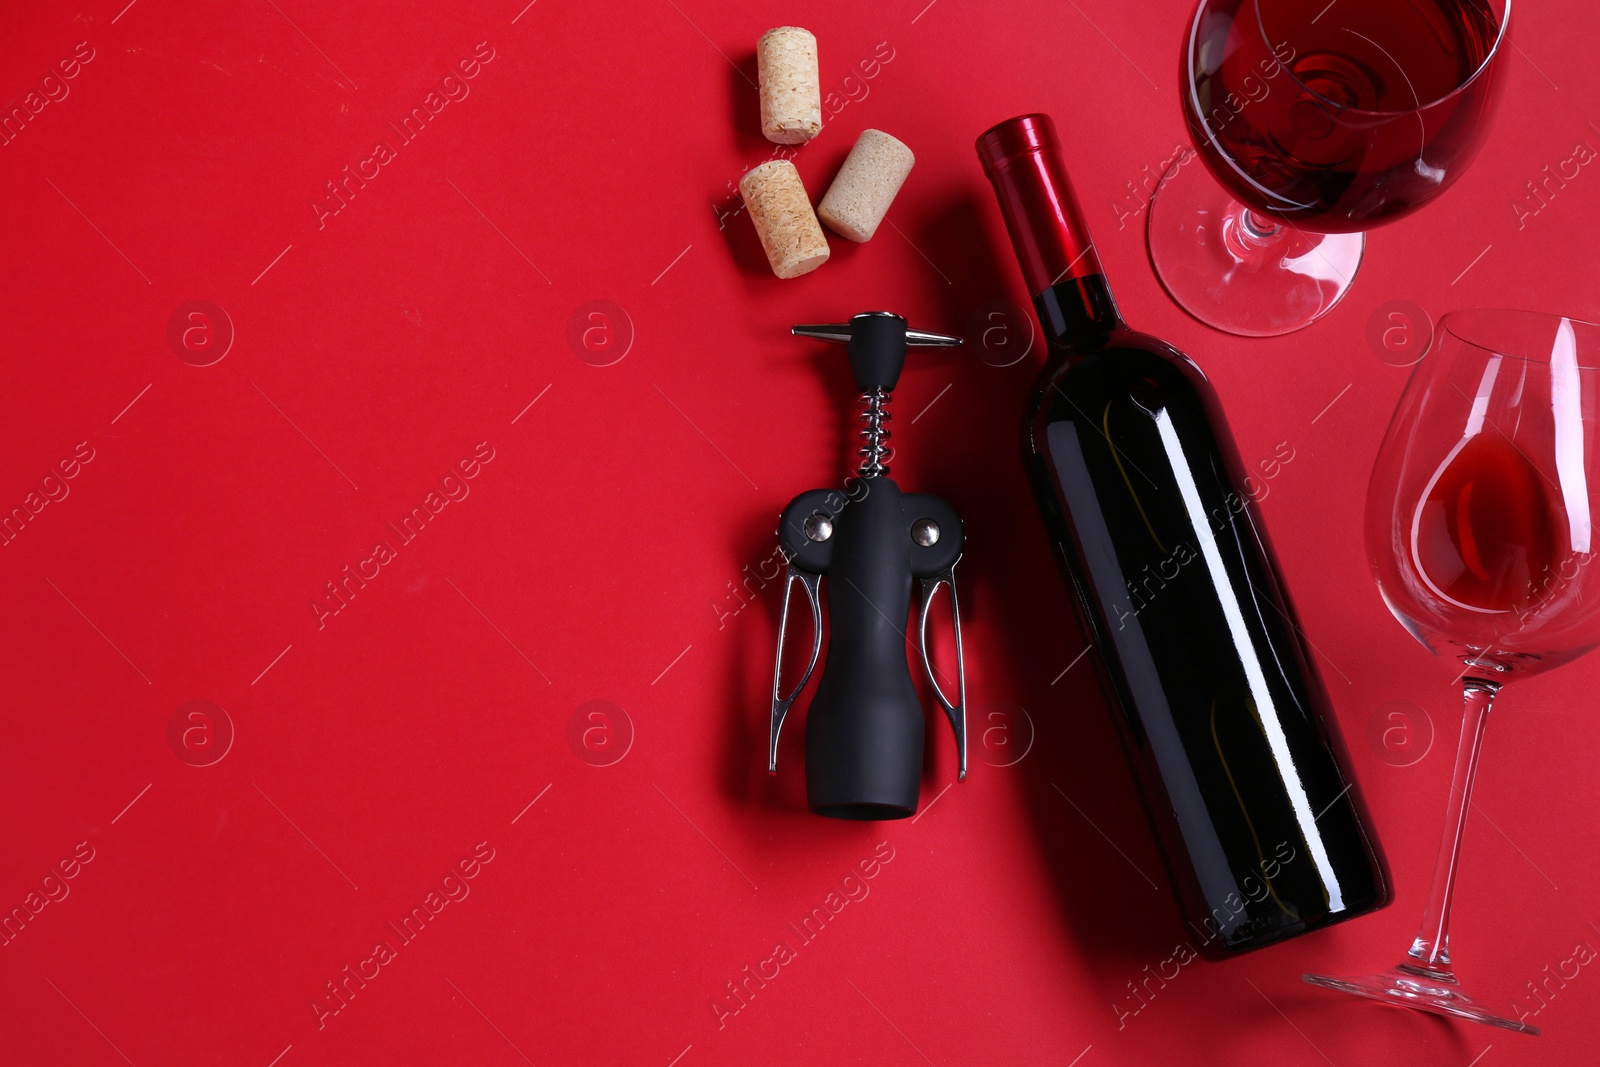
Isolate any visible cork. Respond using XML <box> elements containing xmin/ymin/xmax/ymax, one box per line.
<box><xmin>740</xmin><ymin>159</ymin><xmax>831</xmax><ymax>279</ymax></box>
<box><xmin>758</xmin><ymin>27</ymin><xmax>821</xmax><ymax>144</ymax></box>
<box><xmin>818</xmin><ymin>130</ymin><xmax>915</xmax><ymax>242</ymax></box>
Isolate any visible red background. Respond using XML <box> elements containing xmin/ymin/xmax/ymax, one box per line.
<box><xmin>2</xmin><ymin>0</ymin><xmax>1596</xmax><ymax>1064</ymax></box>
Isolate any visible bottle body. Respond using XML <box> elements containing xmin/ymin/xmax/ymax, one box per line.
<box><xmin>980</xmin><ymin>114</ymin><xmax>1388</xmax><ymax>956</ymax></box>
<box><xmin>1027</xmin><ymin>311</ymin><xmax>1387</xmax><ymax>954</ymax></box>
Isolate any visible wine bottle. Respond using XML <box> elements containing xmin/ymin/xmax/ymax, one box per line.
<box><xmin>977</xmin><ymin>114</ymin><xmax>1390</xmax><ymax>956</ymax></box>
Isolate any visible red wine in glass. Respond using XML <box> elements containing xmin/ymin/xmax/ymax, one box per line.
<box><xmin>1413</xmin><ymin>433</ymin><xmax>1559</xmax><ymax>616</ymax></box>
<box><xmin>1193</xmin><ymin>0</ymin><xmax>1502</xmax><ymax>227</ymax></box>
<box><xmin>1149</xmin><ymin>0</ymin><xmax>1510</xmax><ymax>335</ymax></box>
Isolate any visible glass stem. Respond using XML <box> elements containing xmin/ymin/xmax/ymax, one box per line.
<box><xmin>1223</xmin><ymin>206</ymin><xmax>1288</xmax><ymax>263</ymax></box>
<box><xmin>1405</xmin><ymin>678</ymin><xmax>1499</xmax><ymax>978</ymax></box>
<box><xmin>1238</xmin><ymin>208</ymin><xmax>1283</xmax><ymax>244</ymax></box>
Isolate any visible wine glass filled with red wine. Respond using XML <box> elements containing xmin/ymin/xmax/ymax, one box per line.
<box><xmin>1303</xmin><ymin>310</ymin><xmax>1600</xmax><ymax>1034</ymax></box>
<box><xmin>1149</xmin><ymin>0</ymin><xmax>1510</xmax><ymax>336</ymax></box>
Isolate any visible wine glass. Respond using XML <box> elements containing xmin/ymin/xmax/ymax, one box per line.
<box><xmin>1148</xmin><ymin>0</ymin><xmax>1510</xmax><ymax>337</ymax></box>
<box><xmin>1302</xmin><ymin>310</ymin><xmax>1600</xmax><ymax>1034</ymax></box>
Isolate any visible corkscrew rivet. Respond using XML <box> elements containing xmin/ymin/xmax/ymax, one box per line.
<box><xmin>804</xmin><ymin>514</ymin><xmax>834</xmax><ymax>542</ymax></box>
<box><xmin>911</xmin><ymin>518</ymin><xmax>940</xmax><ymax>546</ymax></box>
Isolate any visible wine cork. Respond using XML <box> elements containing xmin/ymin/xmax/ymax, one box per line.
<box><xmin>740</xmin><ymin>160</ymin><xmax>831</xmax><ymax>279</ymax></box>
<box><xmin>818</xmin><ymin>129</ymin><xmax>915</xmax><ymax>242</ymax></box>
<box><xmin>758</xmin><ymin>27</ymin><xmax>821</xmax><ymax>144</ymax></box>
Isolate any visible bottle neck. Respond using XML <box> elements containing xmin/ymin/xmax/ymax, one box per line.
<box><xmin>1036</xmin><ymin>274</ymin><xmax>1119</xmax><ymax>350</ymax></box>
<box><xmin>977</xmin><ymin>115</ymin><xmax>1122</xmax><ymax>350</ymax></box>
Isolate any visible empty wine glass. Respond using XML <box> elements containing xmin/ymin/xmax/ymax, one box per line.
<box><xmin>1303</xmin><ymin>310</ymin><xmax>1600</xmax><ymax>1033</ymax></box>
<box><xmin>1150</xmin><ymin>0</ymin><xmax>1511</xmax><ymax>336</ymax></box>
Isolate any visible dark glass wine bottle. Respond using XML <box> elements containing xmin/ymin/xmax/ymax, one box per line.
<box><xmin>977</xmin><ymin>114</ymin><xmax>1390</xmax><ymax>956</ymax></box>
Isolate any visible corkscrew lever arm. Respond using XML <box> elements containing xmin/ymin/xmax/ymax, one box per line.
<box><xmin>917</xmin><ymin>566</ymin><xmax>968</xmax><ymax>780</ymax></box>
<box><xmin>768</xmin><ymin>564</ymin><xmax>822</xmax><ymax>774</ymax></box>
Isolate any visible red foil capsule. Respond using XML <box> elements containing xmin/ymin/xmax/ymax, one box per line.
<box><xmin>976</xmin><ymin>114</ymin><xmax>1104</xmax><ymax>296</ymax></box>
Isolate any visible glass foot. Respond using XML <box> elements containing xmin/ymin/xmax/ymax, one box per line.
<box><xmin>1303</xmin><ymin>965</ymin><xmax>1540</xmax><ymax>1035</ymax></box>
<box><xmin>1147</xmin><ymin>155</ymin><xmax>1364</xmax><ymax>337</ymax></box>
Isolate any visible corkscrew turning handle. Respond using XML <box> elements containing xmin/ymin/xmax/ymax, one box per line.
<box><xmin>792</xmin><ymin>312</ymin><xmax>962</xmax><ymax>393</ymax></box>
